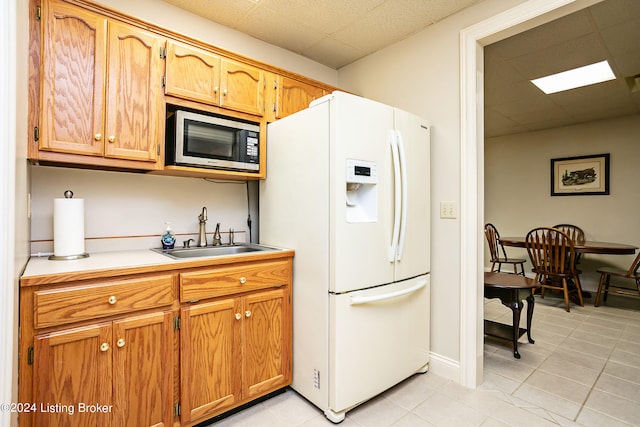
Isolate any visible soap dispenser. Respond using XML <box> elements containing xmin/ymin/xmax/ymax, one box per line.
<box><xmin>161</xmin><ymin>222</ymin><xmax>176</xmax><ymax>249</ymax></box>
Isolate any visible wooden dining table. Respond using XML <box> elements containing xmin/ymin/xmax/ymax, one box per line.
<box><xmin>499</xmin><ymin>237</ymin><xmax>638</xmax><ymax>255</ymax></box>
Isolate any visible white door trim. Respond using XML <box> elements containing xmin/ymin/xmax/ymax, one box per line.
<box><xmin>459</xmin><ymin>0</ymin><xmax>601</xmax><ymax>387</ymax></box>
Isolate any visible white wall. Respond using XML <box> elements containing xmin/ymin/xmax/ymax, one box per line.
<box><xmin>337</xmin><ymin>0</ymin><xmax>526</xmax><ymax>379</ymax></box>
<box><xmin>30</xmin><ymin>167</ymin><xmax>252</xmax><ymax>252</ymax></box>
<box><xmin>485</xmin><ymin>114</ymin><xmax>640</xmax><ymax>291</ymax></box>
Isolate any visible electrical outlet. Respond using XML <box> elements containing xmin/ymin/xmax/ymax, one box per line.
<box><xmin>440</xmin><ymin>201</ymin><xmax>457</xmax><ymax>219</ymax></box>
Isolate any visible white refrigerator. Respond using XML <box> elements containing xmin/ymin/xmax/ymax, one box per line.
<box><xmin>259</xmin><ymin>91</ymin><xmax>430</xmax><ymax>423</ymax></box>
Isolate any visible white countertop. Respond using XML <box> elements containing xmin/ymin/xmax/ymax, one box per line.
<box><xmin>21</xmin><ymin>245</ymin><xmax>294</xmax><ymax>285</ymax></box>
<box><xmin>22</xmin><ymin>249</ymin><xmax>175</xmax><ymax>278</ymax></box>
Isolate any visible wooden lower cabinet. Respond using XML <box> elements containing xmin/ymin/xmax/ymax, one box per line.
<box><xmin>19</xmin><ymin>254</ymin><xmax>293</xmax><ymax>427</ymax></box>
<box><xmin>180</xmin><ymin>287</ymin><xmax>291</xmax><ymax>424</ymax></box>
<box><xmin>32</xmin><ymin>310</ymin><xmax>173</xmax><ymax>427</ymax></box>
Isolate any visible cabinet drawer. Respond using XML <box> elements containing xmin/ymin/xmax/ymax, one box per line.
<box><xmin>34</xmin><ymin>275</ymin><xmax>174</xmax><ymax>328</ymax></box>
<box><xmin>180</xmin><ymin>260</ymin><xmax>290</xmax><ymax>302</ymax></box>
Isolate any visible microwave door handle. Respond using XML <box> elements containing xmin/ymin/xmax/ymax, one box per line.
<box><xmin>396</xmin><ymin>130</ymin><xmax>408</xmax><ymax>261</ymax></box>
<box><xmin>389</xmin><ymin>130</ymin><xmax>401</xmax><ymax>263</ymax></box>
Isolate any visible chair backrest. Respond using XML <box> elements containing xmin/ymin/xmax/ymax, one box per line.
<box><xmin>525</xmin><ymin>227</ymin><xmax>577</xmax><ymax>275</ymax></box>
<box><xmin>625</xmin><ymin>251</ymin><xmax>640</xmax><ymax>276</ymax></box>
<box><xmin>553</xmin><ymin>224</ymin><xmax>585</xmax><ymax>245</ymax></box>
<box><xmin>484</xmin><ymin>223</ymin><xmax>506</xmax><ymax>261</ymax></box>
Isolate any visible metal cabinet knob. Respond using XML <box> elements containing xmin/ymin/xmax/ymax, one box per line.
<box><xmin>108</xmin><ymin>295</ymin><xmax>117</xmax><ymax>305</ymax></box>
<box><xmin>223</xmin><ymin>89</ymin><xmax>228</xmax><ymax>96</ymax></box>
<box><xmin>108</xmin><ymin>135</ymin><xmax>115</xmax><ymax>143</ymax></box>
<box><xmin>245</xmin><ymin>310</ymin><xmax>252</xmax><ymax>318</ymax></box>
<box><xmin>235</xmin><ymin>313</ymin><xmax>242</xmax><ymax>320</ymax></box>
<box><xmin>116</xmin><ymin>338</ymin><xmax>125</xmax><ymax>348</ymax></box>
<box><xmin>239</xmin><ymin>277</ymin><xmax>246</xmax><ymax>284</ymax></box>
<box><xmin>214</xmin><ymin>86</ymin><xmax>219</xmax><ymax>93</ymax></box>
<box><xmin>94</xmin><ymin>133</ymin><xmax>102</xmax><ymax>141</ymax></box>
<box><xmin>100</xmin><ymin>342</ymin><xmax>109</xmax><ymax>352</ymax></box>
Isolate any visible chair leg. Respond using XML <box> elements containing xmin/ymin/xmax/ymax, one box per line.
<box><xmin>603</xmin><ymin>275</ymin><xmax>611</xmax><ymax>302</ymax></box>
<box><xmin>562</xmin><ymin>278</ymin><xmax>570</xmax><ymax>312</ymax></box>
<box><xmin>595</xmin><ymin>273</ymin><xmax>606</xmax><ymax>307</ymax></box>
<box><xmin>573</xmin><ymin>274</ymin><xmax>584</xmax><ymax>307</ymax></box>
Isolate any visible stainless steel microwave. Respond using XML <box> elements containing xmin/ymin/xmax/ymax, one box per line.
<box><xmin>165</xmin><ymin>110</ymin><xmax>260</xmax><ymax>172</ymax></box>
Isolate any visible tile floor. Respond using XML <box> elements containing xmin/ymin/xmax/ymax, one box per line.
<box><xmin>205</xmin><ymin>293</ymin><xmax>639</xmax><ymax>426</ymax></box>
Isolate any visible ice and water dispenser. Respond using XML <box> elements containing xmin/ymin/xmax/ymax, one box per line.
<box><xmin>345</xmin><ymin>159</ymin><xmax>378</xmax><ymax>223</ymax></box>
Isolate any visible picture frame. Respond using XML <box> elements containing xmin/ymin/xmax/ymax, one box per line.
<box><xmin>551</xmin><ymin>153</ymin><xmax>610</xmax><ymax>196</ymax></box>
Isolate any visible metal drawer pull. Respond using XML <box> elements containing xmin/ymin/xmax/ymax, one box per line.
<box><xmin>117</xmin><ymin>338</ymin><xmax>125</xmax><ymax>348</ymax></box>
<box><xmin>235</xmin><ymin>313</ymin><xmax>242</xmax><ymax>320</ymax></box>
<box><xmin>108</xmin><ymin>295</ymin><xmax>117</xmax><ymax>305</ymax></box>
<box><xmin>94</xmin><ymin>133</ymin><xmax>102</xmax><ymax>141</ymax></box>
<box><xmin>100</xmin><ymin>343</ymin><xmax>109</xmax><ymax>352</ymax></box>
<box><xmin>239</xmin><ymin>277</ymin><xmax>246</xmax><ymax>284</ymax></box>
<box><xmin>108</xmin><ymin>135</ymin><xmax>115</xmax><ymax>143</ymax></box>
<box><xmin>245</xmin><ymin>310</ymin><xmax>252</xmax><ymax>318</ymax></box>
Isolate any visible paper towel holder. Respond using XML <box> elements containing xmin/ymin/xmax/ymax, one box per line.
<box><xmin>48</xmin><ymin>190</ymin><xmax>90</xmax><ymax>261</ymax></box>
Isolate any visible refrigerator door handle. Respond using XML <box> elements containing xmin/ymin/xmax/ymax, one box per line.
<box><xmin>349</xmin><ymin>279</ymin><xmax>427</xmax><ymax>305</ymax></box>
<box><xmin>396</xmin><ymin>130</ymin><xmax>408</xmax><ymax>261</ymax></box>
<box><xmin>389</xmin><ymin>130</ymin><xmax>401</xmax><ymax>262</ymax></box>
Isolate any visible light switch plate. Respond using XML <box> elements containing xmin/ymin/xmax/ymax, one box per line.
<box><xmin>440</xmin><ymin>201</ymin><xmax>457</xmax><ymax>219</ymax></box>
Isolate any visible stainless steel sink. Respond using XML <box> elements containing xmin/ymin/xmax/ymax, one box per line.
<box><xmin>152</xmin><ymin>243</ymin><xmax>278</xmax><ymax>259</ymax></box>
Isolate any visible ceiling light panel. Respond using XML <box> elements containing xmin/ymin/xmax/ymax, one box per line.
<box><xmin>531</xmin><ymin>60</ymin><xmax>616</xmax><ymax>94</ymax></box>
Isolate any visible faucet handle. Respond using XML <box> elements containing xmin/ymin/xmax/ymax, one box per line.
<box><xmin>228</xmin><ymin>228</ymin><xmax>235</xmax><ymax>246</ymax></box>
<box><xmin>183</xmin><ymin>238</ymin><xmax>194</xmax><ymax>249</ymax></box>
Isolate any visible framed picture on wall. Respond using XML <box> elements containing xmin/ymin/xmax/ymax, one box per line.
<box><xmin>551</xmin><ymin>153</ymin><xmax>610</xmax><ymax>196</ymax></box>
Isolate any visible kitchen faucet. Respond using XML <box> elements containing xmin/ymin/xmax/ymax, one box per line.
<box><xmin>197</xmin><ymin>207</ymin><xmax>208</xmax><ymax>247</ymax></box>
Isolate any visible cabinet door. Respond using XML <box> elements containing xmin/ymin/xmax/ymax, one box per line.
<box><xmin>33</xmin><ymin>323</ymin><xmax>113</xmax><ymax>427</ymax></box>
<box><xmin>165</xmin><ymin>41</ymin><xmax>221</xmax><ymax>105</ymax></box>
<box><xmin>276</xmin><ymin>76</ymin><xmax>326</xmax><ymax>119</ymax></box>
<box><xmin>220</xmin><ymin>59</ymin><xmax>265</xmax><ymax>116</ymax></box>
<box><xmin>180</xmin><ymin>299</ymin><xmax>242</xmax><ymax>423</ymax></box>
<box><xmin>242</xmin><ymin>288</ymin><xmax>291</xmax><ymax>399</ymax></box>
<box><xmin>104</xmin><ymin>21</ymin><xmax>164</xmax><ymax>163</ymax></box>
<box><xmin>113</xmin><ymin>311</ymin><xmax>174</xmax><ymax>427</ymax></box>
<box><xmin>40</xmin><ymin>0</ymin><xmax>107</xmax><ymax>156</ymax></box>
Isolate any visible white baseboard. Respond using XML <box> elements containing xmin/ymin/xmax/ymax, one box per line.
<box><xmin>428</xmin><ymin>352</ymin><xmax>461</xmax><ymax>384</ymax></box>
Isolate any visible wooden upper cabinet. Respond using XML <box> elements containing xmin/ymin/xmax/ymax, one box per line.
<box><xmin>104</xmin><ymin>21</ymin><xmax>165</xmax><ymax>163</ymax></box>
<box><xmin>165</xmin><ymin>44</ymin><xmax>265</xmax><ymax>117</ymax></box>
<box><xmin>220</xmin><ymin>59</ymin><xmax>265</xmax><ymax>116</ymax></box>
<box><xmin>165</xmin><ymin>40</ymin><xmax>221</xmax><ymax>105</ymax></box>
<box><xmin>276</xmin><ymin>76</ymin><xmax>327</xmax><ymax>119</ymax></box>
<box><xmin>38</xmin><ymin>0</ymin><xmax>164</xmax><ymax>167</ymax></box>
<box><xmin>40</xmin><ymin>0</ymin><xmax>107</xmax><ymax>156</ymax></box>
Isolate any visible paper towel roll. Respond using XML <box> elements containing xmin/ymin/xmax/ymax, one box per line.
<box><xmin>52</xmin><ymin>196</ymin><xmax>88</xmax><ymax>259</ymax></box>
